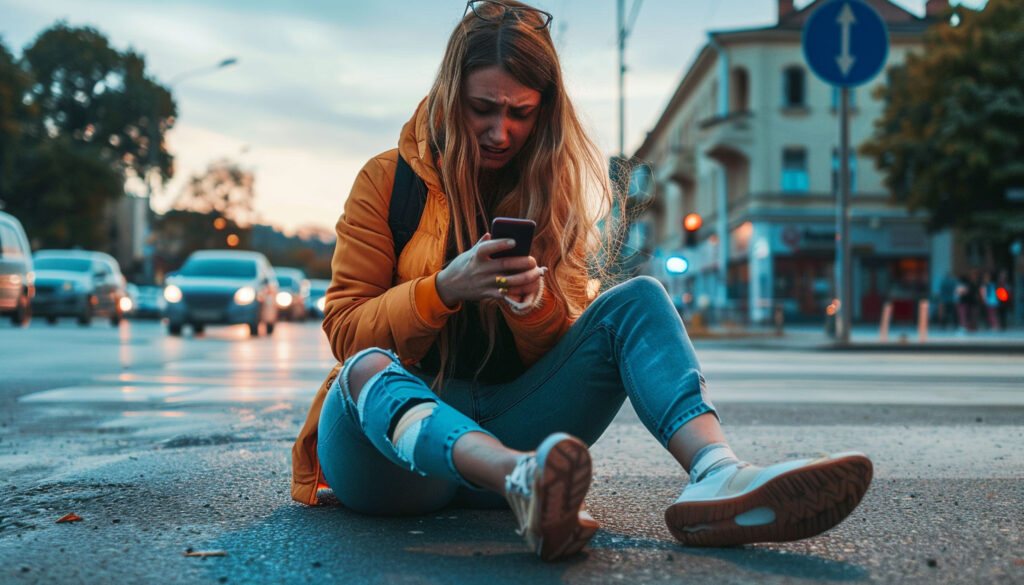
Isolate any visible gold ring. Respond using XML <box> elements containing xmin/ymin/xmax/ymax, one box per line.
<box><xmin>497</xmin><ymin>287</ymin><xmax>509</xmax><ymax>296</ymax></box>
<box><xmin>495</xmin><ymin>276</ymin><xmax>508</xmax><ymax>288</ymax></box>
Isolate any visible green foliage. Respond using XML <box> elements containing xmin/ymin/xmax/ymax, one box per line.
<box><xmin>11</xmin><ymin>136</ymin><xmax>123</xmax><ymax>249</ymax></box>
<box><xmin>0</xmin><ymin>36</ymin><xmax>33</xmax><ymax>204</ymax></box>
<box><xmin>861</xmin><ymin>0</ymin><xmax>1024</xmax><ymax>235</ymax></box>
<box><xmin>20</xmin><ymin>23</ymin><xmax>175</xmax><ymax>182</ymax></box>
<box><xmin>0</xmin><ymin>23</ymin><xmax>175</xmax><ymax>250</ymax></box>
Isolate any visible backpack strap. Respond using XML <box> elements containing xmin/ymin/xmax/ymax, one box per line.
<box><xmin>388</xmin><ymin>154</ymin><xmax>428</xmax><ymax>262</ymax></box>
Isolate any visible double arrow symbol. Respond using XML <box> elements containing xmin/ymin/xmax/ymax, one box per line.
<box><xmin>836</xmin><ymin>3</ymin><xmax>857</xmax><ymax>76</ymax></box>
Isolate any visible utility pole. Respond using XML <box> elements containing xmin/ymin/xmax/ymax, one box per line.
<box><xmin>617</xmin><ymin>0</ymin><xmax>643</xmax><ymax>157</ymax></box>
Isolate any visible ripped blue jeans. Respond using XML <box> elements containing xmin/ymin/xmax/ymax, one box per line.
<box><xmin>316</xmin><ymin>276</ymin><xmax>717</xmax><ymax>515</ymax></box>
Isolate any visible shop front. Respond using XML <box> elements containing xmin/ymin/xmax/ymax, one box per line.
<box><xmin>765</xmin><ymin>221</ymin><xmax>931</xmax><ymax>323</ymax></box>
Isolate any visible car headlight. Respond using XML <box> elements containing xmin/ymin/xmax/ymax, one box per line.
<box><xmin>234</xmin><ymin>286</ymin><xmax>256</xmax><ymax>305</ymax></box>
<box><xmin>316</xmin><ymin>296</ymin><xmax>326</xmax><ymax>313</ymax></box>
<box><xmin>62</xmin><ymin>281</ymin><xmax>74</xmax><ymax>292</ymax></box>
<box><xmin>119</xmin><ymin>296</ymin><xmax>134</xmax><ymax>312</ymax></box>
<box><xmin>164</xmin><ymin>285</ymin><xmax>183</xmax><ymax>303</ymax></box>
<box><xmin>276</xmin><ymin>291</ymin><xmax>293</xmax><ymax>307</ymax></box>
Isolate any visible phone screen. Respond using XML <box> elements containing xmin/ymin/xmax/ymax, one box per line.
<box><xmin>490</xmin><ymin>217</ymin><xmax>536</xmax><ymax>259</ymax></box>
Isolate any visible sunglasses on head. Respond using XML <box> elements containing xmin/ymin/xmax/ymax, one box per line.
<box><xmin>464</xmin><ymin>0</ymin><xmax>553</xmax><ymax>30</ymax></box>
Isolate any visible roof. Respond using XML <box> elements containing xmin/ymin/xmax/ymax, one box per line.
<box><xmin>635</xmin><ymin>0</ymin><xmax>935</xmax><ymax>159</ymax></box>
<box><xmin>189</xmin><ymin>249</ymin><xmax>268</xmax><ymax>261</ymax></box>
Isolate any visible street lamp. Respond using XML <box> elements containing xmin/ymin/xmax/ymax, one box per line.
<box><xmin>142</xmin><ymin>56</ymin><xmax>239</xmax><ymax>283</ymax></box>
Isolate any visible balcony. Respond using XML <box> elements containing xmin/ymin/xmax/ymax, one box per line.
<box><xmin>698</xmin><ymin>110</ymin><xmax>754</xmax><ymax>163</ymax></box>
<box><xmin>657</xmin><ymin>146</ymin><xmax>696</xmax><ymax>188</ymax></box>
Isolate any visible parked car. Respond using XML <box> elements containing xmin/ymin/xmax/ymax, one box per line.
<box><xmin>31</xmin><ymin>249</ymin><xmax>128</xmax><ymax>326</ymax></box>
<box><xmin>163</xmin><ymin>250</ymin><xmax>278</xmax><ymax>336</ymax></box>
<box><xmin>130</xmin><ymin>284</ymin><xmax>167</xmax><ymax>319</ymax></box>
<box><xmin>307</xmin><ymin>278</ymin><xmax>330</xmax><ymax>319</ymax></box>
<box><xmin>0</xmin><ymin>211</ymin><xmax>34</xmax><ymax>326</ymax></box>
<box><xmin>273</xmin><ymin>267</ymin><xmax>309</xmax><ymax>321</ymax></box>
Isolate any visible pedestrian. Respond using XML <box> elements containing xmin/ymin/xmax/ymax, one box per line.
<box><xmin>995</xmin><ymin>269</ymin><xmax>1013</xmax><ymax>330</ymax></box>
<box><xmin>981</xmin><ymin>271</ymin><xmax>1001</xmax><ymax>331</ymax></box>
<box><xmin>938</xmin><ymin>272</ymin><xmax>959</xmax><ymax>330</ymax></box>
<box><xmin>958</xmin><ymin>269</ymin><xmax>981</xmax><ymax>332</ymax></box>
<box><xmin>291</xmin><ymin>0</ymin><xmax>873</xmax><ymax>561</ymax></box>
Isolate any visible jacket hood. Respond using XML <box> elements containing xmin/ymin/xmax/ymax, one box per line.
<box><xmin>398</xmin><ymin>98</ymin><xmax>444</xmax><ymax>194</ymax></box>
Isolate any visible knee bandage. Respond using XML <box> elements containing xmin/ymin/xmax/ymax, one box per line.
<box><xmin>390</xmin><ymin>401</ymin><xmax>437</xmax><ymax>468</ymax></box>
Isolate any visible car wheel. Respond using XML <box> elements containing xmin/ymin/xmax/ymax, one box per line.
<box><xmin>266</xmin><ymin>321</ymin><xmax>275</xmax><ymax>335</ymax></box>
<box><xmin>192</xmin><ymin>323</ymin><xmax>205</xmax><ymax>335</ymax></box>
<box><xmin>11</xmin><ymin>293</ymin><xmax>30</xmax><ymax>327</ymax></box>
<box><xmin>168</xmin><ymin>323</ymin><xmax>183</xmax><ymax>336</ymax></box>
<box><xmin>111</xmin><ymin>312</ymin><xmax>122</xmax><ymax>326</ymax></box>
<box><xmin>248</xmin><ymin>321</ymin><xmax>260</xmax><ymax>336</ymax></box>
<box><xmin>78</xmin><ymin>301</ymin><xmax>92</xmax><ymax>326</ymax></box>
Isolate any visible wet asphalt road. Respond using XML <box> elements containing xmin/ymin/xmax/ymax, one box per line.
<box><xmin>0</xmin><ymin>318</ymin><xmax>1022</xmax><ymax>584</ymax></box>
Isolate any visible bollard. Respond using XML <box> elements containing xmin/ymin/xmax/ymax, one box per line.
<box><xmin>879</xmin><ymin>301</ymin><xmax>893</xmax><ymax>342</ymax></box>
<box><xmin>917</xmin><ymin>299</ymin><xmax>929</xmax><ymax>342</ymax></box>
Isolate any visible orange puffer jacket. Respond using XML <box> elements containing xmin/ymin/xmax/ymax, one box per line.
<box><xmin>291</xmin><ymin>99</ymin><xmax>585</xmax><ymax>505</ymax></box>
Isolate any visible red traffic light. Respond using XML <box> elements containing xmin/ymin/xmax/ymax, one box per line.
<box><xmin>684</xmin><ymin>213</ymin><xmax>702</xmax><ymax>231</ymax></box>
<box><xmin>996</xmin><ymin>287</ymin><xmax>1009</xmax><ymax>303</ymax></box>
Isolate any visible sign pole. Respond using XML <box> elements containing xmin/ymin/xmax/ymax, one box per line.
<box><xmin>838</xmin><ymin>86</ymin><xmax>852</xmax><ymax>343</ymax></box>
<box><xmin>804</xmin><ymin>0</ymin><xmax>888</xmax><ymax>345</ymax></box>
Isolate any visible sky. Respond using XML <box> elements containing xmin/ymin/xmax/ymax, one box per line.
<box><xmin>0</xmin><ymin>0</ymin><xmax>987</xmax><ymax>234</ymax></box>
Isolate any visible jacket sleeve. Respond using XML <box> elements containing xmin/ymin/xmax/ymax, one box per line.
<box><xmin>499</xmin><ymin>283</ymin><xmax>572</xmax><ymax>368</ymax></box>
<box><xmin>321</xmin><ymin>153</ymin><xmax>458</xmax><ymax>365</ymax></box>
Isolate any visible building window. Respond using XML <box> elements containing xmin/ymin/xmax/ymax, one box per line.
<box><xmin>782</xmin><ymin>66</ymin><xmax>805</xmax><ymax>107</ymax></box>
<box><xmin>782</xmin><ymin>148</ymin><xmax>809</xmax><ymax>192</ymax></box>
<box><xmin>831</xmin><ymin>148</ymin><xmax>858</xmax><ymax>194</ymax></box>
<box><xmin>730</xmin><ymin>67</ymin><xmax>749</xmax><ymax>113</ymax></box>
<box><xmin>831</xmin><ymin>86</ymin><xmax>857</xmax><ymax>109</ymax></box>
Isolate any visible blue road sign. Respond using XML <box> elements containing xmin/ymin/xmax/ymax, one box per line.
<box><xmin>802</xmin><ymin>0</ymin><xmax>889</xmax><ymax>87</ymax></box>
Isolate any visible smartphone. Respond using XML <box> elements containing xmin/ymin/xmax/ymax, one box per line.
<box><xmin>489</xmin><ymin>217</ymin><xmax>536</xmax><ymax>259</ymax></box>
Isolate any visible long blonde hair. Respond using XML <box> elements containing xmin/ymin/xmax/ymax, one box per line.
<box><xmin>424</xmin><ymin>1</ymin><xmax>614</xmax><ymax>383</ymax></box>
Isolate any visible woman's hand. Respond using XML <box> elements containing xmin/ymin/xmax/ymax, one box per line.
<box><xmin>435</xmin><ymin>234</ymin><xmax>546</xmax><ymax>307</ymax></box>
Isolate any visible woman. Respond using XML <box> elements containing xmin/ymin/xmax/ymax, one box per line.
<box><xmin>292</xmin><ymin>0</ymin><xmax>873</xmax><ymax>561</ymax></box>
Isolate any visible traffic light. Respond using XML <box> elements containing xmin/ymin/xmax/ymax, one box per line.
<box><xmin>683</xmin><ymin>213</ymin><xmax>702</xmax><ymax>248</ymax></box>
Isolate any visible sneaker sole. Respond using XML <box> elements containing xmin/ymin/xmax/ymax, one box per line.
<box><xmin>665</xmin><ymin>454</ymin><xmax>873</xmax><ymax>547</ymax></box>
<box><xmin>534</xmin><ymin>436</ymin><xmax>599</xmax><ymax>561</ymax></box>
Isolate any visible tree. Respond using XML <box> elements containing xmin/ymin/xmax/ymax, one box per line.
<box><xmin>861</xmin><ymin>0</ymin><xmax>1024</xmax><ymax>241</ymax></box>
<box><xmin>0</xmin><ymin>36</ymin><xmax>34</xmax><ymax>206</ymax></box>
<box><xmin>150</xmin><ymin>209</ymin><xmax>252</xmax><ymax>278</ymax></box>
<box><xmin>0</xmin><ymin>23</ymin><xmax>176</xmax><ymax>249</ymax></box>
<box><xmin>20</xmin><ymin>23</ymin><xmax>175</xmax><ymax>183</ymax></box>
<box><xmin>171</xmin><ymin>158</ymin><xmax>257</xmax><ymax>226</ymax></box>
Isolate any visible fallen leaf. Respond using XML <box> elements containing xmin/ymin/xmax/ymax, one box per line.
<box><xmin>184</xmin><ymin>550</ymin><xmax>227</xmax><ymax>558</ymax></box>
<box><xmin>1013</xmin><ymin>559</ymin><xmax>1024</xmax><ymax>566</ymax></box>
<box><xmin>56</xmin><ymin>513</ymin><xmax>83</xmax><ymax>523</ymax></box>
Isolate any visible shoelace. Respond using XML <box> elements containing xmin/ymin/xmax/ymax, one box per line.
<box><xmin>505</xmin><ymin>455</ymin><xmax>538</xmax><ymax>537</ymax></box>
<box><xmin>505</xmin><ymin>454</ymin><xmax>537</xmax><ymax>496</ymax></box>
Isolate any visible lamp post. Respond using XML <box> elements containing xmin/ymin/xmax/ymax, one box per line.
<box><xmin>142</xmin><ymin>56</ymin><xmax>238</xmax><ymax>284</ymax></box>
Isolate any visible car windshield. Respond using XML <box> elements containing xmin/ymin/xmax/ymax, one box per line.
<box><xmin>277</xmin><ymin>275</ymin><xmax>297</xmax><ymax>287</ymax></box>
<box><xmin>34</xmin><ymin>257</ymin><xmax>92</xmax><ymax>272</ymax></box>
<box><xmin>179</xmin><ymin>258</ymin><xmax>257</xmax><ymax>278</ymax></box>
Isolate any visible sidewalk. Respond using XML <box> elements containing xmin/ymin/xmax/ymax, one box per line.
<box><xmin>690</xmin><ymin>322</ymin><xmax>1024</xmax><ymax>353</ymax></box>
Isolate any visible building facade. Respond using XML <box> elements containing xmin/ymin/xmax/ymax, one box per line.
<box><xmin>634</xmin><ymin>0</ymin><xmax>953</xmax><ymax>324</ymax></box>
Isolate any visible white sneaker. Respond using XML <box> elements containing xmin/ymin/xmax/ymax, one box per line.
<box><xmin>666</xmin><ymin>452</ymin><xmax>873</xmax><ymax>546</ymax></box>
<box><xmin>504</xmin><ymin>433</ymin><xmax>598</xmax><ymax>561</ymax></box>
